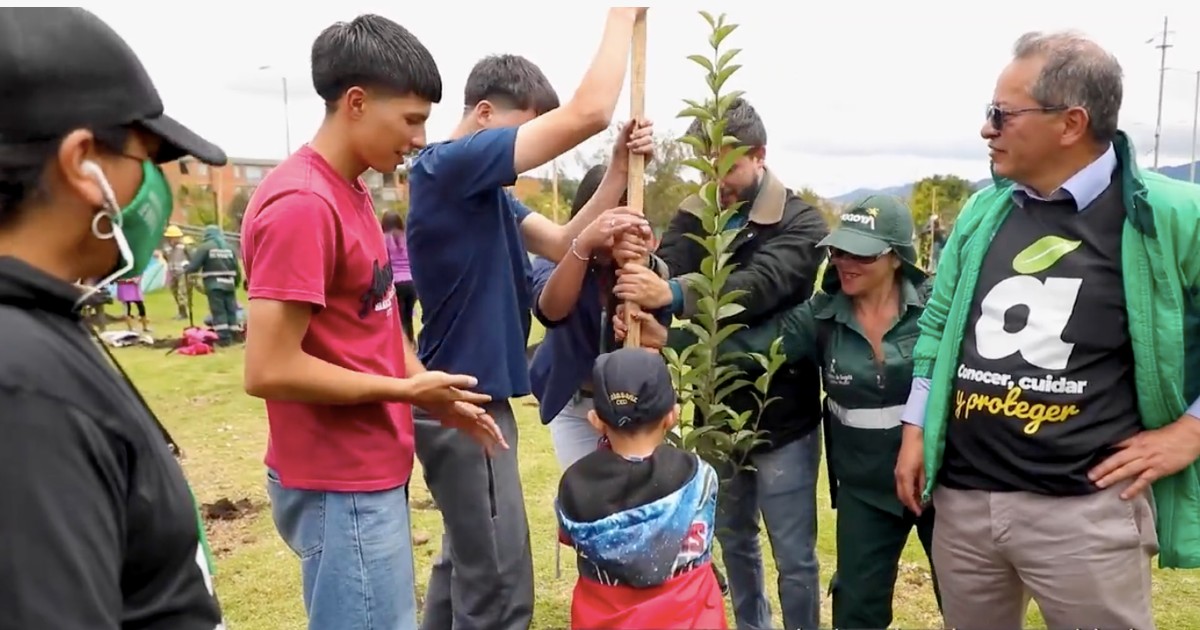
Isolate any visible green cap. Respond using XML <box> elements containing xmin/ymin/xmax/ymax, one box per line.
<box><xmin>818</xmin><ymin>194</ymin><xmax>917</xmax><ymax>262</ymax></box>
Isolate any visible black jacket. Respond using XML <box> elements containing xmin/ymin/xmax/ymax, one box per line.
<box><xmin>653</xmin><ymin>169</ymin><xmax>829</xmax><ymax>452</ymax></box>
<box><xmin>0</xmin><ymin>257</ymin><xmax>223</xmax><ymax>629</ymax></box>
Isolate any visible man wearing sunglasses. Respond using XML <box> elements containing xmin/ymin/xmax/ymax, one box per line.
<box><xmin>894</xmin><ymin>31</ymin><xmax>1200</xmax><ymax>630</ymax></box>
<box><xmin>613</xmin><ymin>97</ymin><xmax>830</xmax><ymax>630</ymax></box>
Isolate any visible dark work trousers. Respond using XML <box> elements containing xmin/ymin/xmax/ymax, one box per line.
<box><xmin>831</xmin><ymin>489</ymin><xmax>941</xmax><ymax>630</ymax></box>
<box><xmin>394</xmin><ymin>281</ymin><xmax>417</xmax><ymax>342</ymax></box>
<box><xmin>414</xmin><ymin>400</ymin><xmax>534</xmax><ymax>630</ymax></box>
<box><xmin>206</xmin><ymin>288</ymin><xmax>238</xmax><ymax>343</ymax></box>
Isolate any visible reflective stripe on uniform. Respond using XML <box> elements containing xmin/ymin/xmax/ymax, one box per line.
<box><xmin>828</xmin><ymin>400</ymin><xmax>904</xmax><ymax>430</ymax></box>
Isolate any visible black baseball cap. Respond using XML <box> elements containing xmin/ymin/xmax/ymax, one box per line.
<box><xmin>592</xmin><ymin>348</ymin><xmax>677</xmax><ymax>430</ymax></box>
<box><xmin>0</xmin><ymin>8</ymin><xmax>226</xmax><ymax>166</ymax></box>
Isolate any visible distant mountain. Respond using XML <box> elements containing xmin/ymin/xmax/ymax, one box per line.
<box><xmin>827</xmin><ymin>160</ymin><xmax>1200</xmax><ymax>205</ymax></box>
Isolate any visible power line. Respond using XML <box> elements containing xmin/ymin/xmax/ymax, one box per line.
<box><xmin>1149</xmin><ymin>16</ymin><xmax>1175</xmax><ymax>170</ymax></box>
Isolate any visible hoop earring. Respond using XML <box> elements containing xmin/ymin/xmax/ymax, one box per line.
<box><xmin>92</xmin><ymin>209</ymin><xmax>117</xmax><ymax>240</ymax></box>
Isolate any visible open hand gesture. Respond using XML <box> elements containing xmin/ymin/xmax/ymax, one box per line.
<box><xmin>398</xmin><ymin>371</ymin><xmax>491</xmax><ymax>408</ymax></box>
<box><xmin>428</xmin><ymin>400</ymin><xmax>509</xmax><ymax>455</ymax></box>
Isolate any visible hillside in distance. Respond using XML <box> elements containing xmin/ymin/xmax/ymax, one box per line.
<box><xmin>827</xmin><ymin>159</ymin><xmax>1200</xmax><ymax>204</ymax></box>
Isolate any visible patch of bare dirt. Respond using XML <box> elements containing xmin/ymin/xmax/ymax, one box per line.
<box><xmin>202</xmin><ymin>497</ymin><xmax>261</xmax><ymax>521</ymax></box>
<box><xmin>201</xmin><ymin>497</ymin><xmax>265</xmax><ymax>559</ymax></box>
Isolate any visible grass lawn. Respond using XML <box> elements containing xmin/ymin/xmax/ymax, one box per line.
<box><xmin>112</xmin><ymin>288</ymin><xmax>1200</xmax><ymax>629</ymax></box>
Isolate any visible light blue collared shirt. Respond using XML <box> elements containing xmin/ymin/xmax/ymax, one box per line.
<box><xmin>901</xmin><ymin>144</ymin><xmax>1200</xmax><ymax>426</ymax></box>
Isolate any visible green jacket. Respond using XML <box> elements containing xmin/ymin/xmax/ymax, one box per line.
<box><xmin>185</xmin><ymin>226</ymin><xmax>241</xmax><ymax>293</ymax></box>
<box><xmin>915</xmin><ymin>131</ymin><xmax>1200</xmax><ymax>569</ymax></box>
<box><xmin>720</xmin><ymin>276</ymin><xmax>929</xmax><ymax>515</ymax></box>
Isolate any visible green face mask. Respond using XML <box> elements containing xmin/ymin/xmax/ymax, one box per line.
<box><xmin>96</xmin><ymin>160</ymin><xmax>175</xmax><ymax>285</ymax></box>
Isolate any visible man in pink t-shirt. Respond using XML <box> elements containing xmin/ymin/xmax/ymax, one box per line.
<box><xmin>239</xmin><ymin>15</ymin><xmax>504</xmax><ymax>630</ymax></box>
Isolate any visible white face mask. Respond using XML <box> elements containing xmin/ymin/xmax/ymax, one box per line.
<box><xmin>75</xmin><ymin>161</ymin><xmax>135</xmax><ymax>309</ymax></box>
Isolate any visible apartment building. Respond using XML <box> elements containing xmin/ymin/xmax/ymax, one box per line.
<box><xmin>162</xmin><ymin>155</ymin><xmax>542</xmax><ymax>226</ymax></box>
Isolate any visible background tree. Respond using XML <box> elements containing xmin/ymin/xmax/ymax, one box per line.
<box><xmin>643</xmin><ymin>135</ymin><xmax>692</xmax><ymax>232</ymax></box>
<box><xmin>665</xmin><ymin>11</ymin><xmax>786</xmax><ymax>466</ymax></box>
<box><xmin>228</xmin><ymin>188</ymin><xmax>252</xmax><ymax>230</ymax></box>
<box><xmin>522</xmin><ymin>184</ymin><xmax>572</xmax><ymax>222</ymax></box>
<box><xmin>175</xmin><ymin>184</ymin><xmax>218</xmax><ymax>227</ymax></box>
<box><xmin>576</xmin><ymin>127</ymin><xmax>694</xmax><ymax>233</ymax></box>
<box><xmin>795</xmin><ymin>185</ymin><xmax>842</xmax><ymax>228</ymax></box>
<box><xmin>908</xmin><ymin>174</ymin><xmax>975</xmax><ymax>229</ymax></box>
<box><xmin>909</xmin><ymin>174</ymin><xmax>975</xmax><ymax>267</ymax></box>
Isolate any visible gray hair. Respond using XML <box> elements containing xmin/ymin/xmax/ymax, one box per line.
<box><xmin>1012</xmin><ymin>31</ymin><xmax>1123</xmax><ymax>143</ymax></box>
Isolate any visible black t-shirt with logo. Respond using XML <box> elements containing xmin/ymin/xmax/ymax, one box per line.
<box><xmin>941</xmin><ymin>178</ymin><xmax>1142</xmax><ymax>495</ymax></box>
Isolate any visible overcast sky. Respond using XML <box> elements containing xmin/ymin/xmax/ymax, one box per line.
<box><xmin>65</xmin><ymin>0</ymin><xmax>1200</xmax><ymax>196</ymax></box>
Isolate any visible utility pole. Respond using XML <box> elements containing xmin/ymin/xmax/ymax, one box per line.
<box><xmin>1191</xmin><ymin>70</ymin><xmax>1198</xmax><ymax>183</ymax></box>
<box><xmin>928</xmin><ymin>188</ymin><xmax>938</xmax><ymax>267</ymax></box>
<box><xmin>551</xmin><ymin>159</ymin><xmax>560</xmax><ymax>223</ymax></box>
<box><xmin>1152</xmin><ymin>16</ymin><xmax>1173</xmax><ymax>170</ymax></box>
<box><xmin>282</xmin><ymin>76</ymin><xmax>292</xmax><ymax>155</ymax></box>
<box><xmin>259</xmin><ymin>66</ymin><xmax>292</xmax><ymax>157</ymax></box>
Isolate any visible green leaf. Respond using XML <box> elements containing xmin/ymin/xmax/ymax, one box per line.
<box><xmin>678</xmin><ymin>135</ymin><xmax>708</xmax><ymax>156</ymax></box>
<box><xmin>687</xmin><ymin>54</ymin><xmax>715</xmax><ymax>73</ymax></box>
<box><xmin>754</xmin><ymin>372</ymin><xmax>772</xmax><ymax>394</ymax></box>
<box><xmin>699</xmin><ymin>10</ymin><xmax>716</xmax><ymax>28</ymax></box>
<box><xmin>717</xmin><ymin>302</ymin><xmax>745</xmax><ymax>320</ymax></box>
<box><xmin>716</xmin><ymin>48</ymin><xmax>741</xmax><ymax>71</ymax></box>
<box><xmin>710</xmin><ymin>24</ymin><xmax>738</xmax><ymax>48</ymax></box>
<box><xmin>717</xmin><ymin>90</ymin><xmax>747</xmax><ymax>115</ymax></box>
<box><xmin>701</xmin><ymin>180</ymin><xmax>720</xmax><ymax>209</ymax></box>
<box><xmin>682</xmin><ymin>157</ymin><xmax>717</xmax><ymax>179</ymax></box>
<box><xmin>715</xmin><ymin>379</ymin><xmax>753</xmax><ymax>402</ymax></box>
<box><xmin>716</xmin><ymin>145</ymin><xmax>752</xmax><ymax>178</ymax></box>
<box><xmin>712</xmin><ymin>64</ymin><xmax>742</xmax><ymax>93</ymax></box>
<box><xmin>1011</xmin><ymin>235</ymin><xmax>1082</xmax><ymax>274</ymax></box>
<box><xmin>677</xmin><ymin>106</ymin><xmax>713</xmax><ymax>121</ymax></box>
<box><xmin>710</xmin><ymin>430</ymin><xmax>734</xmax><ymax>452</ymax></box>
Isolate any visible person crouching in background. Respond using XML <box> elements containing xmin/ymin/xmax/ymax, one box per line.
<box><xmin>556</xmin><ymin>348</ymin><xmax>727</xmax><ymax>629</ymax></box>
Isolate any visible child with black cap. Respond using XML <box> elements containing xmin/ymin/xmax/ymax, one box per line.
<box><xmin>556</xmin><ymin>348</ymin><xmax>727</xmax><ymax>629</ymax></box>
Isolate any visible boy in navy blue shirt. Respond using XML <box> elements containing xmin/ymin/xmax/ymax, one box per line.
<box><xmin>406</xmin><ymin>8</ymin><xmax>653</xmax><ymax>630</ymax></box>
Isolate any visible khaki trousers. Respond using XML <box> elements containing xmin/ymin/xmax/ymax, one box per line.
<box><xmin>932</xmin><ymin>481</ymin><xmax>1157</xmax><ymax>630</ymax></box>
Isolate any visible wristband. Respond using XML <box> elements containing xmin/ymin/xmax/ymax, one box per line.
<box><xmin>569</xmin><ymin>238</ymin><xmax>590</xmax><ymax>262</ymax></box>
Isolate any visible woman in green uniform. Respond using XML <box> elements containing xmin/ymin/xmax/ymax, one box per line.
<box><xmin>626</xmin><ymin>194</ymin><xmax>941</xmax><ymax>629</ymax></box>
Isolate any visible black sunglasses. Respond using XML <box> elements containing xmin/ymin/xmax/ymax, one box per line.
<box><xmin>828</xmin><ymin>247</ymin><xmax>890</xmax><ymax>264</ymax></box>
<box><xmin>986</xmin><ymin>103</ymin><xmax>1068</xmax><ymax>130</ymax></box>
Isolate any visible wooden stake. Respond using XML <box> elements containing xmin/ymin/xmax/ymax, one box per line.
<box><xmin>622</xmin><ymin>11</ymin><xmax>648</xmax><ymax>348</ymax></box>
<box><xmin>551</xmin><ymin>159</ymin><xmax>560</xmax><ymax>224</ymax></box>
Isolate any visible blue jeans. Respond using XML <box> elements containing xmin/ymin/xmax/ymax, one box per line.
<box><xmin>548</xmin><ymin>395</ymin><xmax>602</xmax><ymax>470</ymax></box>
<box><xmin>266</xmin><ymin>469</ymin><xmax>417</xmax><ymax>630</ymax></box>
<box><xmin>717</xmin><ymin>428</ymin><xmax>822</xmax><ymax>630</ymax></box>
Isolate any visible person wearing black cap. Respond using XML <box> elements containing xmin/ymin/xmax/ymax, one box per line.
<box><xmin>529</xmin><ymin>163</ymin><xmax>662</xmax><ymax>470</ymax></box>
<box><xmin>556</xmin><ymin>348</ymin><xmax>727</xmax><ymax>629</ymax></box>
<box><xmin>0</xmin><ymin>7</ymin><xmax>226</xmax><ymax>629</ymax></box>
<box><xmin>624</xmin><ymin>195</ymin><xmax>943</xmax><ymax>630</ymax></box>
